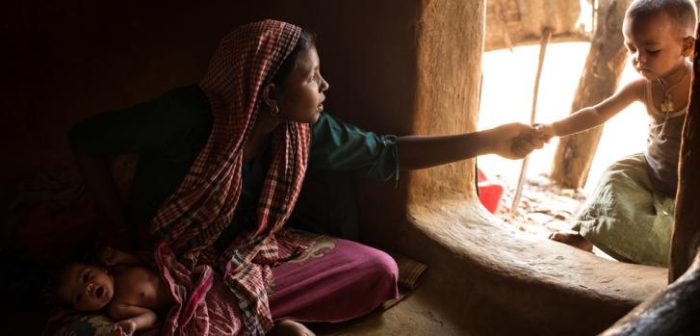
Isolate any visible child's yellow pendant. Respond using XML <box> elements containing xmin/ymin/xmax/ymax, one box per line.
<box><xmin>660</xmin><ymin>97</ymin><xmax>674</xmax><ymax>113</ymax></box>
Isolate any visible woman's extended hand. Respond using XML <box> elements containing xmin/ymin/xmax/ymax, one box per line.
<box><xmin>485</xmin><ymin>123</ymin><xmax>544</xmax><ymax>159</ymax></box>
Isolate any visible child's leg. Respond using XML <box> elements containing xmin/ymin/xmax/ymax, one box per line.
<box><xmin>549</xmin><ymin>231</ymin><xmax>593</xmax><ymax>252</ymax></box>
<box><xmin>572</xmin><ymin>153</ymin><xmax>672</xmax><ymax>266</ymax></box>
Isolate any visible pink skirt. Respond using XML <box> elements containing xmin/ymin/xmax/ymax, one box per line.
<box><xmin>269</xmin><ymin>237</ymin><xmax>399</xmax><ymax>322</ymax></box>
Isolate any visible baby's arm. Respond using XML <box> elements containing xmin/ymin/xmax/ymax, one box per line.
<box><xmin>100</xmin><ymin>247</ymin><xmax>143</xmax><ymax>267</ymax></box>
<box><xmin>538</xmin><ymin>79</ymin><xmax>644</xmax><ymax>140</ymax></box>
<box><xmin>108</xmin><ymin>304</ymin><xmax>157</xmax><ymax>336</ymax></box>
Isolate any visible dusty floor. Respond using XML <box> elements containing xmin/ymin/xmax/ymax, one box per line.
<box><xmin>494</xmin><ymin>173</ymin><xmax>584</xmax><ymax>236</ymax></box>
<box><xmin>487</xmin><ymin>171</ymin><xmax>617</xmax><ymax>260</ymax></box>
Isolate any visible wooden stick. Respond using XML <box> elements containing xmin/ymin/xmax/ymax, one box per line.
<box><xmin>510</xmin><ymin>27</ymin><xmax>552</xmax><ymax>214</ymax></box>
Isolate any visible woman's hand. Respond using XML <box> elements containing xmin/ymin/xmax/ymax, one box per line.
<box><xmin>485</xmin><ymin>123</ymin><xmax>544</xmax><ymax>159</ymax></box>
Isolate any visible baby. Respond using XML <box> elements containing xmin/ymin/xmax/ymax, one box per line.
<box><xmin>53</xmin><ymin>247</ymin><xmax>172</xmax><ymax>336</ymax></box>
<box><xmin>53</xmin><ymin>247</ymin><xmax>316</xmax><ymax>336</ymax></box>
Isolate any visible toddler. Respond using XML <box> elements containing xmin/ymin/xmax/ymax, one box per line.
<box><xmin>542</xmin><ymin>0</ymin><xmax>697</xmax><ymax>266</ymax></box>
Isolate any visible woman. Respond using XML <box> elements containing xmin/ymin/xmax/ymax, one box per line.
<box><xmin>69</xmin><ymin>20</ymin><xmax>543</xmax><ymax>335</ymax></box>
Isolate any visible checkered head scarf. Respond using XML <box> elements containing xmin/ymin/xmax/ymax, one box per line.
<box><xmin>150</xmin><ymin>20</ymin><xmax>310</xmax><ymax>262</ymax></box>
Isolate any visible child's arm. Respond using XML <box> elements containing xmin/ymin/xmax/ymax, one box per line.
<box><xmin>100</xmin><ymin>247</ymin><xmax>141</xmax><ymax>267</ymax></box>
<box><xmin>538</xmin><ymin>79</ymin><xmax>645</xmax><ymax>140</ymax></box>
<box><xmin>109</xmin><ymin>304</ymin><xmax>157</xmax><ymax>336</ymax></box>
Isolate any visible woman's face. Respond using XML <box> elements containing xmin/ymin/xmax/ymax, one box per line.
<box><xmin>277</xmin><ymin>46</ymin><xmax>330</xmax><ymax>123</ymax></box>
<box><xmin>56</xmin><ymin>263</ymin><xmax>114</xmax><ymax>311</ymax></box>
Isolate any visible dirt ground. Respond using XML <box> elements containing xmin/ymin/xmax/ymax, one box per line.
<box><xmin>494</xmin><ymin>173</ymin><xmax>585</xmax><ymax>236</ymax></box>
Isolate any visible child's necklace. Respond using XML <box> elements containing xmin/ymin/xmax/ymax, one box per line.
<box><xmin>656</xmin><ymin>67</ymin><xmax>689</xmax><ymax>113</ymax></box>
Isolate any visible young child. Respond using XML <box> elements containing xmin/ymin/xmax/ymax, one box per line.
<box><xmin>53</xmin><ymin>247</ymin><xmax>171</xmax><ymax>335</ymax></box>
<box><xmin>541</xmin><ymin>0</ymin><xmax>697</xmax><ymax>266</ymax></box>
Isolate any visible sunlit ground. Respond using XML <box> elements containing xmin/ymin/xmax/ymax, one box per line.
<box><xmin>478</xmin><ymin>42</ymin><xmax>648</xmax><ymax>235</ymax></box>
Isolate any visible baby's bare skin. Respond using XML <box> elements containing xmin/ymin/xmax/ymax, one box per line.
<box><xmin>107</xmin><ymin>265</ymin><xmax>173</xmax><ymax>336</ymax></box>
<box><xmin>111</xmin><ymin>265</ymin><xmax>172</xmax><ymax>312</ymax></box>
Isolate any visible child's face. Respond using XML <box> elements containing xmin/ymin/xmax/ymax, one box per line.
<box><xmin>623</xmin><ymin>12</ymin><xmax>689</xmax><ymax>80</ymax></box>
<box><xmin>56</xmin><ymin>263</ymin><xmax>114</xmax><ymax>311</ymax></box>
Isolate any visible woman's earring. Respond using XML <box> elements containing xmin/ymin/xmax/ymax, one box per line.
<box><xmin>272</xmin><ymin>105</ymin><xmax>280</xmax><ymax>116</ymax></box>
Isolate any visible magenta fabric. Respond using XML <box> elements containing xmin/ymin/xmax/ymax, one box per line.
<box><xmin>269</xmin><ymin>238</ymin><xmax>399</xmax><ymax>322</ymax></box>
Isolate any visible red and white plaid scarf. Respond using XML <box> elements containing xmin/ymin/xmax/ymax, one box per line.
<box><xmin>150</xmin><ymin>20</ymin><xmax>312</xmax><ymax>334</ymax></box>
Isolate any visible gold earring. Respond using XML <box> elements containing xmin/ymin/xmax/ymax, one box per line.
<box><xmin>272</xmin><ymin>105</ymin><xmax>280</xmax><ymax>116</ymax></box>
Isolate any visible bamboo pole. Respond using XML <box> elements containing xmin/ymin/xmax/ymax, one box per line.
<box><xmin>510</xmin><ymin>27</ymin><xmax>552</xmax><ymax>213</ymax></box>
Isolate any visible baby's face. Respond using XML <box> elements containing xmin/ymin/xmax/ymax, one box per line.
<box><xmin>57</xmin><ymin>263</ymin><xmax>114</xmax><ymax>311</ymax></box>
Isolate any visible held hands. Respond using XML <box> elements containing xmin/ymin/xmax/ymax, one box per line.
<box><xmin>486</xmin><ymin>123</ymin><xmax>544</xmax><ymax>159</ymax></box>
<box><xmin>112</xmin><ymin>319</ymin><xmax>136</xmax><ymax>336</ymax></box>
<box><xmin>533</xmin><ymin>123</ymin><xmax>556</xmax><ymax>142</ymax></box>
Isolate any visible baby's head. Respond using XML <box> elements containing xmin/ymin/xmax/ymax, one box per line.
<box><xmin>54</xmin><ymin>262</ymin><xmax>114</xmax><ymax>311</ymax></box>
<box><xmin>623</xmin><ymin>0</ymin><xmax>697</xmax><ymax>79</ymax></box>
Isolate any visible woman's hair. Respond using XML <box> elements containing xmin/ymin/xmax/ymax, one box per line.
<box><xmin>626</xmin><ymin>0</ymin><xmax>698</xmax><ymax>37</ymax></box>
<box><xmin>270</xmin><ymin>29</ymin><xmax>317</xmax><ymax>86</ymax></box>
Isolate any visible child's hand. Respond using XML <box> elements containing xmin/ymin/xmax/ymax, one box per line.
<box><xmin>487</xmin><ymin>123</ymin><xmax>544</xmax><ymax>159</ymax></box>
<box><xmin>534</xmin><ymin>123</ymin><xmax>556</xmax><ymax>142</ymax></box>
<box><xmin>100</xmin><ymin>246</ymin><xmax>140</xmax><ymax>266</ymax></box>
<box><xmin>99</xmin><ymin>246</ymin><xmax>118</xmax><ymax>267</ymax></box>
<box><xmin>112</xmin><ymin>320</ymin><xmax>136</xmax><ymax>336</ymax></box>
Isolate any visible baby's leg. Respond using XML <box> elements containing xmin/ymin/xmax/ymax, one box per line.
<box><xmin>549</xmin><ymin>231</ymin><xmax>593</xmax><ymax>252</ymax></box>
<box><xmin>268</xmin><ymin>320</ymin><xmax>315</xmax><ymax>336</ymax></box>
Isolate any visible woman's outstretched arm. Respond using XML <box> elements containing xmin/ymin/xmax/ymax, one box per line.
<box><xmin>396</xmin><ymin>123</ymin><xmax>543</xmax><ymax>170</ymax></box>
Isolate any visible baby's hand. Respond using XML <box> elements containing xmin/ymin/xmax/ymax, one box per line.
<box><xmin>99</xmin><ymin>246</ymin><xmax>118</xmax><ymax>267</ymax></box>
<box><xmin>534</xmin><ymin>123</ymin><xmax>556</xmax><ymax>142</ymax></box>
<box><xmin>112</xmin><ymin>319</ymin><xmax>136</xmax><ymax>336</ymax></box>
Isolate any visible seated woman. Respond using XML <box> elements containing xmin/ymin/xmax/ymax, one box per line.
<box><xmin>68</xmin><ymin>19</ymin><xmax>543</xmax><ymax>335</ymax></box>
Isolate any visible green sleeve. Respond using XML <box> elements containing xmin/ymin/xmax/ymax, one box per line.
<box><xmin>308</xmin><ymin>113</ymin><xmax>399</xmax><ymax>183</ymax></box>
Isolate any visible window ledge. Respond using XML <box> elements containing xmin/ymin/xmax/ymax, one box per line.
<box><xmin>397</xmin><ymin>198</ymin><xmax>667</xmax><ymax>335</ymax></box>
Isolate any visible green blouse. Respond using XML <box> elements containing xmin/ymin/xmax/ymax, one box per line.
<box><xmin>68</xmin><ymin>85</ymin><xmax>398</xmax><ymax>237</ymax></box>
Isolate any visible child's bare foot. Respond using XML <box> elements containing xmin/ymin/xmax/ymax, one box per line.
<box><xmin>268</xmin><ymin>320</ymin><xmax>315</xmax><ymax>336</ymax></box>
<box><xmin>549</xmin><ymin>231</ymin><xmax>593</xmax><ymax>252</ymax></box>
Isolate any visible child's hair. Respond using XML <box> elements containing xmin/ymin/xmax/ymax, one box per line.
<box><xmin>626</xmin><ymin>0</ymin><xmax>698</xmax><ymax>38</ymax></box>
